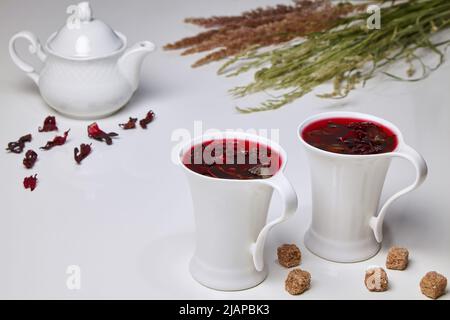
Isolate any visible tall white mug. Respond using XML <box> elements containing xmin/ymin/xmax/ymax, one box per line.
<box><xmin>299</xmin><ymin>112</ymin><xmax>428</xmax><ymax>263</ymax></box>
<box><xmin>179</xmin><ymin>131</ymin><xmax>298</xmax><ymax>290</ymax></box>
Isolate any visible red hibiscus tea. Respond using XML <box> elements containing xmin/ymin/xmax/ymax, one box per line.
<box><xmin>182</xmin><ymin>138</ymin><xmax>282</xmax><ymax>179</ymax></box>
<box><xmin>302</xmin><ymin>117</ymin><xmax>397</xmax><ymax>155</ymax></box>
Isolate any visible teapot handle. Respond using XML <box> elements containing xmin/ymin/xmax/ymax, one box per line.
<box><xmin>9</xmin><ymin>31</ymin><xmax>47</xmax><ymax>85</ymax></box>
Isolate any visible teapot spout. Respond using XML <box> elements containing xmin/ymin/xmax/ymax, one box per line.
<box><xmin>118</xmin><ymin>41</ymin><xmax>155</xmax><ymax>91</ymax></box>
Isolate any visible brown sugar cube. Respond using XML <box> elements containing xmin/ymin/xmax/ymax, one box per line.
<box><xmin>277</xmin><ymin>244</ymin><xmax>301</xmax><ymax>268</ymax></box>
<box><xmin>365</xmin><ymin>267</ymin><xmax>388</xmax><ymax>292</ymax></box>
<box><xmin>386</xmin><ymin>246</ymin><xmax>409</xmax><ymax>270</ymax></box>
<box><xmin>420</xmin><ymin>271</ymin><xmax>447</xmax><ymax>299</ymax></box>
<box><xmin>285</xmin><ymin>269</ymin><xmax>311</xmax><ymax>295</ymax></box>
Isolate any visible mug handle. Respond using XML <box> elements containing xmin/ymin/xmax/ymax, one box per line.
<box><xmin>9</xmin><ymin>31</ymin><xmax>47</xmax><ymax>85</ymax></box>
<box><xmin>251</xmin><ymin>173</ymin><xmax>298</xmax><ymax>271</ymax></box>
<box><xmin>370</xmin><ymin>144</ymin><xmax>428</xmax><ymax>243</ymax></box>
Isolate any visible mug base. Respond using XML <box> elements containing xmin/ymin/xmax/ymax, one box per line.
<box><xmin>304</xmin><ymin>229</ymin><xmax>381</xmax><ymax>263</ymax></box>
<box><xmin>189</xmin><ymin>257</ymin><xmax>268</xmax><ymax>291</ymax></box>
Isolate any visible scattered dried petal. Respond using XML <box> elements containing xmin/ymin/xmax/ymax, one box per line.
<box><xmin>119</xmin><ymin>117</ymin><xmax>138</xmax><ymax>130</ymax></box>
<box><xmin>38</xmin><ymin>116</ymin><xmax>58</xmax><ymax>132</ymax></box>
<box><xmin>74</xmin><ymin>143</ymin><xmax>92</xmax><ymax>164</ymax></box>
<box><xmin>139</xmin><ymin>110</ymin><xmax>155</xmax><ymax>129</ymax></box>
<box><xmin>6</xmin><ymin>134</ymin><xmax>32</xmax><ymax>154</ymax></box>
<box><xmin>88</xmin><ymin>122</ymin><xmax>102</xmax><ymax>137</ymax></box>
<box><xmin>23</xmin><ymin>174</ymin><xmax>38</xmax><ymax>191</ymax></box>
<box><xmin>23</xmin><ymin>150</ymin><xmax>38</xmax><ymax>169</ymax></box>
<box><xmin>40</xmin><ymin>130</ymin><xmax>70</xmax><ymax>150</ymax></box>
<box><xmin>88</xmin><ymin>123</ymin><xmax>118</xmax><ymax>145</ymax></box>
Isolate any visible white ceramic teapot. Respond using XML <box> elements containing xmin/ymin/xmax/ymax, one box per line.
<box><xmin>9</xmin><ymin>2</ymin><xmax>155</xmax><ymax>119</ymax></box>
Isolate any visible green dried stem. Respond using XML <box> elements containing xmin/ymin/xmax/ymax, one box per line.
<box><xmin>222</xmin><ymin>0</ymin><xmax>450</xmax><ymax>112</ymax></box>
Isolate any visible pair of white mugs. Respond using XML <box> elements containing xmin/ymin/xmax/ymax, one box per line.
<box><xmin>178</xmin><ymin>112</ymin><xmax>428</xmax><ymax>291</ymax></box>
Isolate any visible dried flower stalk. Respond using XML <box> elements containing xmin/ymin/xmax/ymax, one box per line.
<box><xmin>165</xmin><ymin>0</ymin><xmax>366</xmax><ymax>67</ymax></box>
<box><xmin>222</xmin><ymin>0</ymin><xmax>450</xmax><ymax>112</ymax></box>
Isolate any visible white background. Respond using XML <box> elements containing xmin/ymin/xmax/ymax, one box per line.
<box><xmin>0</xmin><ymin>0</ymin><xmax>449</xmax><ymax>299</ymax></box>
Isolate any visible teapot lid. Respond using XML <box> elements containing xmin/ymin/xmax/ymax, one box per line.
<box><xmin>47</xmin><ymin>2</ymin><xmax>125</xmax><ymax>58</ymax></box>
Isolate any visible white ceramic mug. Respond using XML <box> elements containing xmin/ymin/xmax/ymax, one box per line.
<box><xmin>299</xmin><ymin>112</ymin><xmax>428</xmax><ymax>263</ymax></box>
<box><xmin>179</xmin><ymin>131</ymin><xmax>298</xmax><ymax>290</ymax></box>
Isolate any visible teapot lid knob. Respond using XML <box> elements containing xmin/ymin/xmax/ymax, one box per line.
<box><xmin>51</xmin><ymin>2</ymin><xmax>125</xmax><ymax>58</ymax></box>
<box><xmin>77</xmin><ymin>2</ymin><xmax>92</xmax><ymax>22</ymax></box>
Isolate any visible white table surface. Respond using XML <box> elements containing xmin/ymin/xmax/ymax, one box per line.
<box><xmin>0</xmin><ymin>0</ymin><xmax>449</xmax><ymax>300</ymax></box>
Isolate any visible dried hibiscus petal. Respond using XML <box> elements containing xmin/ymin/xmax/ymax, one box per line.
<box><xmin>38</xmin><ymin>116</ymin><xmax>58</xmax><ymax>132</ymax></box>
<box><xmin>74</xmin><ymin>143</ymin><xmax>92</xmax><ymax>164</ymax></box>
<box><xmin>88</xmin><ymin>122</ymin><xmax>118</xmax><ymax>145</ymax></box>
<box><xmin>139</xmin><ymin>110</ymin><xmax>155</xmax><ymax>129</ymax></box>
<box><xmin>23</xmin><ymin>150</ymin><xmax>38</xmax><ymax>169</ymax></box>
<box><xmin>40</xmin><ymin>130</ymin><xmax>70</xmax><ymax>150</ymax></box>
<box><xmin>23</xmin><ymin>174</ymin><xmax>38</xmax><ymax>191</ymax></box>
<box><xmin>6</xmin><ymin>134</ymin><xmax>32</xmax><ymax>154</ymax></box>
<box><xmin>119</xmin><ymin>117</ymin><xmax>138</xmax><ymax>130</ymax></box>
